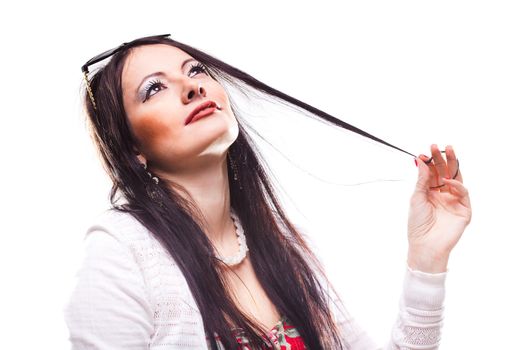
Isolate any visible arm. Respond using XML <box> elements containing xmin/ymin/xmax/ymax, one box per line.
<box><xmin>63</xmin><ymin>230</ymin><xmax>154</xmax><ymax>350</ymax></box>
<box><xmin>334</xmin><ymin>144</ymin><xmax>470</xmax><ymax>349</ymax></box>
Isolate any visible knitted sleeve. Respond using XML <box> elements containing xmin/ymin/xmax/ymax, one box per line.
<box><xmin>63</xmin><ymin>229</ymin><xmax>155</xmax><ymax>350</ymax></box>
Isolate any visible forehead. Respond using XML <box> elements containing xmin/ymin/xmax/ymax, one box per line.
<box><xmin>122</xmin><ymin>44</ymin><xmax>192</xmax><ymax>86</ymax></box>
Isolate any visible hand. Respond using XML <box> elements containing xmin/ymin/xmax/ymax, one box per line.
<box><xmin>407</xmin><ymin>144</ymin><xmax>472</xmax><ymax>273</ymax></box>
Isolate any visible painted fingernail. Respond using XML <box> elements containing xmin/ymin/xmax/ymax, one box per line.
<box><xmin>414</xmin><ymin>158</ymin><xmax>418</xmax><ymax>167</ymax></box>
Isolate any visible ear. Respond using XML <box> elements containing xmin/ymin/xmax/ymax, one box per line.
<box><xmin>137</xmin><ymin>154</ymin><xmax>147</xmax><ymax>166</ymax></box>
<box><xmin>133</xmin><ymin>147</ymin><xmax>147</xmax><ymax>166</ymax></box>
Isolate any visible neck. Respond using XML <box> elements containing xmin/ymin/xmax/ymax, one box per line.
<box><xmin>155</xmin><ymin>153</ymin><xmax>236</xmax><ymax>249</ymax></box>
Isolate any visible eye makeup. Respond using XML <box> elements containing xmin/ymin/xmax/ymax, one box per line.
<box><xmin>137</xmin><ymin>60</ymin><xmax>209</xmax><ymax>102</ymax></box>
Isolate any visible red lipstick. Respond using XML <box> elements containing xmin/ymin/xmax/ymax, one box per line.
<box><xmin>185</xmin><ymin>101</ymin><xmax>219</xmax><ymax>125</ymax></box>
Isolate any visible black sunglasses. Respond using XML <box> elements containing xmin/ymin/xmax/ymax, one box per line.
<box><xmin>81</xmin><ymin>34</ymin><xmax>171</xmax><ymax>110</ymax></box>
<box><xmin>81</xmin><ymin>34</ymin><xmax>171</xmax><ymax>74</ymax></box>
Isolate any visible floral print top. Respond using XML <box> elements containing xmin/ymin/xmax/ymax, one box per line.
<box><xmin>213</xmin><ymin>315</ymin><xmax>307</xmax><ymax>350</ymax></box>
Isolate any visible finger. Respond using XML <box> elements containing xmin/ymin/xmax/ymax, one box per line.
<box><xmin>442</xmin><ymin>178</ymin><xmax>471</xmax><ymax>208</ymax></box>
<box><xmin>431</xmin><ymin>144</ymin><xmax>449</xmax><ymax>179</ymax></box>
<box><xmin>421</xmin><ymin>154</ymin><xmax>441</xmax><ymax>191</ymax></box>
<box><xmin>445</xmin><ymin>145</ymin><xmax>463</xmax><ymax>183</ymax></box>
<box><xmin>430</xmin><ymin>144</ymin><xmax>454</xmax><ymax>193</ymax></box>
<box><xmin>414</xmin><ymin>156</ymin><xmax>432</xmax><ymax>194</ymax></box>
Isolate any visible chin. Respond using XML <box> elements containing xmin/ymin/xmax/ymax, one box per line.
<box><xmin>206</xmin><ymin>114</ymin><xmax>238</xmax><ymax>141</ymax></box>
<box><xmin>225</xmin><ymin>119</ymin><xmax>239</xmax><ymax>143</ymax></box>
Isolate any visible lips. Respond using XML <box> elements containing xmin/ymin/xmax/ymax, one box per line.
<box><xmin>185</xmin><ymin>100</ymin><xmax>218</xmax><ymax>125</ymax></box>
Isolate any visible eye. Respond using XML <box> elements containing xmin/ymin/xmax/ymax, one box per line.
<box><xmin>188</xmin><ymin>62</ymin><xmax>208</xmax><ymax>78</ymax></box>
<box><xmin>142</xmin><ymin>79</ymin><xmax>166</xmax><ymax>102</ymax></box>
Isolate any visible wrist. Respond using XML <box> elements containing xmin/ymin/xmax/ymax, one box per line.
<box><xmin>407</xmin><ymin>249</ymin><xmax>449</xmax><ymax>273</ymax></box>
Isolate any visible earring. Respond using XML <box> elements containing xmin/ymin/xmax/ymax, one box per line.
<box><xmin>142</xmin><ymin>162</ymin><xmax>159</xmax><ymax>184</ymax></box>
<box><xmin>227</xmin><ymin>151</ymin><xmax>242</xmax><ymax>190</ymax></box>
<box><xmin>142</xmin><ymin>162</ymin><xmax>164</xmax><ymax>205</ymax></box>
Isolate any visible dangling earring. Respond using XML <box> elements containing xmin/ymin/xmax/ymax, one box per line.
<box><xmin>227</xmin><ymin>151</ymin><xmax>242</xmax><ymax>190</ymax></box>
<box><xmin>142</xmin><ymin>162</ymin><xmax>163</xmax><ymax>205</ymax></box>
<box><xmin>142</xmin><ymin>162</ymin><xmax>159</xmax><ymax>184</ymax></box>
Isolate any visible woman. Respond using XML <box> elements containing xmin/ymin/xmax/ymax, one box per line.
<box><xmin>65</xmin><ymin>34</ymin><xmax>472</xmax><ymax>349</ymax></box>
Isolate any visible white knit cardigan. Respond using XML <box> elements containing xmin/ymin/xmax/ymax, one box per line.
<box><xmin>64</xmin><ymin>209</ymin><xmax>447</xmax><ymax>349</ymax></box>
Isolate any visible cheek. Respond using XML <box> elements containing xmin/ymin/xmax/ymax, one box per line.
<box><xmin>131</xmin><ymin>112</ymin><xmax>177</xmax><ymax>151</ymax></box>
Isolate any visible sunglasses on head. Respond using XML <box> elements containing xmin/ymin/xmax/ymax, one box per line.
<box><xmin>81</xmin><ymin>34</ymin><xmax>171</xmax><ymax>109</ymax></box>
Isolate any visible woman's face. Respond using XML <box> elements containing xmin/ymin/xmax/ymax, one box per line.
<box><xmin>121</xmin><ymin>44</ymin><xmax>238</xmax><ymax>174</ymax></box>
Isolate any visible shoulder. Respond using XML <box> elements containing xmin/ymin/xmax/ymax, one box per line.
<box><xmin>78</xmin><ymin>208</ymin><xmax>156</xmax><ymax>269</ymax></box>
<box><xmin>85</xmin><ymin>208</ymin><xmax>153</xmax><ymax>245</ymax></box>
<box><xmin>86</xmin><ymin>207</ymin><xmax>173</xmax><ymax>266</ymax></box>
<box><xmin>82</xmin><ymin>208</ymin><xmax>169</xmax><ymax>280</ymax></box>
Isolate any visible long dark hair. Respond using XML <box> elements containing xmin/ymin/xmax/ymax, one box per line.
<box><xmin>83</xmin><ymin>36</ymin><xmax>414</xmax><ymax>349</ymax></box>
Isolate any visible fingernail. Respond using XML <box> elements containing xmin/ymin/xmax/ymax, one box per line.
<box><xmin>414</xmin><ymin>158</ymin><xmax>418</xmax><ymax>167</ymax></box>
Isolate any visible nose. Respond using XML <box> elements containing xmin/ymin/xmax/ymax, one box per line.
<box><xmin>182</xmin><ymin>81</ymin><xmax>206</xmax><ymax>103</ymax></box>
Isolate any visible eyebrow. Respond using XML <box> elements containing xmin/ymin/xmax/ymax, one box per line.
<box><xmin>136</xmin><ymin>57</ymin><xmax>196</xmax><ymax>95</ymax></box>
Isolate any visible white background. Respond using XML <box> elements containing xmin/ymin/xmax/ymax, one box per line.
<box><xmin>1</xmin><ymin>1</ymin><xmax>524</xmax><ymax>349</ymax></box>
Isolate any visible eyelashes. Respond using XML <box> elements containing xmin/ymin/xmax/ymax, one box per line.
<box><xmin>141</xmin><ymin>61</ymin><xmax>209</xmax><ymax>102</ymax></box>
<box><xmin>188</xmin><ymin>62</ymin><xmax>208</xmax><ymax>76</ymax></box>
<box><xmin>142</xmin><ymin>79</ymin><xmax>166</xmax><ymax>102</ymax></box>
